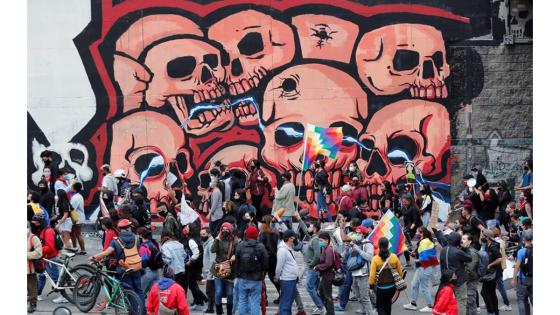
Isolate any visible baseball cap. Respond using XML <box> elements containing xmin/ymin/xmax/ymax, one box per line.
<box><xmin>341</xmin><ymin>184</ymin><xmax>352</xmax><ymax>193</ymax></box>
<box><xmin>355</xmin><ymin>226</ymin><xmax>367</xmax><ymax>234</ymax></box>
<box><xmin>117</xmin><ymin>219</ymin><xmax>132</xmax><ymax>228</ymax></box>
<box><xmin>520</xmin><ymin>217</ymin><xmax>532</xmax><ymax>225</ymax></box>
<box><xmin>361</xmin><ymin>218</ymin><xmax>374</xmax><ymax>228</ymax></box>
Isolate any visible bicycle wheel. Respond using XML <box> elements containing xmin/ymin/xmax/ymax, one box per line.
<box><xmin>59</xmin><ymin>264</ymin><xmax>97</xmax><ymax>303</ymax></box>
<box><xmin>72</xmin><ymin>274</ymin><xmax>101</xmax><ymax>312</ymax></box>
<box><xmin>113</xmin><ymin>288</ymin><xmax>145</xmax><ymax>315</ymax></box>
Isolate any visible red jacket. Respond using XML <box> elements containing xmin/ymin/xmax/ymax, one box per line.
<box><xmin>247</xmin><ymin>168</ymin><xmax>268</xmax><ymax>197</ymax></box>
<box><xmin>103</xmin><ymin>229</ymin><xmax>119</xmax><ymax>251</ymax></box>
<box><xmin>146</xmin><ymin>279</ymin><xmax>189</xmax><ymax>315</ymax></box>
<box><xmin>352</xmin><ymin>186</ymin><xmax>368</xmax><ymax>203</ymax></box>
<box><xmin>432</xmin><ymin>284</ymin><xmax>458</xmax><ymax>315</ymax></box>
<box><xmin>338</xmin><ymin>195</ymin><xmax>354</xmax><ymax>212</ymax></box>
<box><xmin>39</xmin><ymin>227</ymin><xmax>58</xmax><ymax>259</ymax></box>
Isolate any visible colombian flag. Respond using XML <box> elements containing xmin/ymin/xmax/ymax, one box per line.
<box><xmin>301</xmin><ymin>124</ymin><xmax>343</xmax><ymax>171</ymax></box>
<box><xmin>417</xmin><ymin>238</ymin><xmax>439</xmax><ymax>268</ymax></box>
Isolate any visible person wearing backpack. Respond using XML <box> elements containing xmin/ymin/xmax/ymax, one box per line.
<box><xmin>403</xmin><ymin>227</ymin><xmax>440</xmax><ymax>312</ymax></box>
<box><xmin>138</xmin><ymin>227</ymin><xmax>162</xmax><ymax>299</ymax></box>
<box><xmin>512</xmin><ymin>229</ymin><xmax>532</xmax><ymax>315</ymax></box>
<box><xmin>27</xmin><ymin>221</ymin><xmax>43</xmax><ymax>313</ymax></box>
<box><xmin>182</xmin><ymin>224</ymin><xmax>208</xmax><ymax>311</ymax></box>
<box><xmin>32</xmin><ymin>214</ymin><xmax>64</xmax><ymax>303</ymax></box>
<box><xmin>314</xmin><ymin>232</ymin><xmax>338</xmax><ymax>315</ymax></box>
<box><xmin>344</xmin><ymin>226</ymin><xmax>375</xmax><ymax>315</ymax></box>
<box><xmin>234</xmin><ymin>225</ymin><xmax>268</xmax><ymax>315</ymax></box>
<box><xmin>91</xmin><ymin>219</ymin><xmax>145</xmax><ymax>303</ymax></box>
<box><xmin>368</xmin><ymin>237</ymin><xmax>404</xmax><ymax>315</ymax></box>
<box><xmin>146</xmin><ymin>265</ymin><xmax>190</xmax><ymax>315</ymax></box>
<box><xmin>461</xmin><ymin>233</ymin><xmax>480</xmax><ymax>315</ymax></box>
<box><xmin>303</xmin><ymin>220</ymin><xmax>325</xmax><ymax>314</ymax></box>
<box><xmin>439</xmin><ymin>232</ymin><xmax>472</xmax><ymax>315</ymax></box>
<box><xmin>275</xmin><ymin>229</ymin><xmax>300</xmax><ymax>315</ymax></box>
<box><xmin>479</xmin><ymin>229</ymin><xmax>502</xmax><ymax>315</ymax></box>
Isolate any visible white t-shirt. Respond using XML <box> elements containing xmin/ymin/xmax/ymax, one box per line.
<box><xmin>70</xmin><ymin>192</ymin><xmax>86</xmax><ymax>224</ymax></box>
<box><xmin>102</xmin><ymin>174</ymin><xmax>118</xmax><ymax>195</ymax></box>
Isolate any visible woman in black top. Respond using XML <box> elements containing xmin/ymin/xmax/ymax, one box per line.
<box><xmin>401</xmin><ymin>194</ymin><xmax>422</xmax><ymax>267</ymax></box>
<box><xmin>496</xmin><ymin>180</ymin><xmax>512</xmax><ymax>229</ymax></box>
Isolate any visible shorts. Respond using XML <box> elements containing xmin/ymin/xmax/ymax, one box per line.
<box><xmin>59</xmin><ymin>217</ymin><xmax>73</xmax><ymax>232</ymax></box>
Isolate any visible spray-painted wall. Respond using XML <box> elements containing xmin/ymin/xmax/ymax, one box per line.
<box><xmin>27</xmin><ymin>0</ymin><xmax>532</xmax><ymax>219</ymax></box>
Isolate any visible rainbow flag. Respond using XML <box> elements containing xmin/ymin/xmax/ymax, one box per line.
<box><xmin>301</xmin><ymin>124</ymin><xmax>343</xmax><ymax>171</ymax></box>
<box><xmin>367</xmin><ymin>210</ymin><xmax>407</xmax><ymax>256</ymax></box>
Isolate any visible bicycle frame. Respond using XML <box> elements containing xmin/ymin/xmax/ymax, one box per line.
<box><xmin>97</xmin><ymin>271</ymin><xmax>131</xmax><ymax>312</ymax></box>
<box><xmin>42</xmin><ymin>257</ymin><xmax>78</xmax><ymax>291</ymax></box>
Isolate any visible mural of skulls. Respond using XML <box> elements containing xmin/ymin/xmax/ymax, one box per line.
<box><xmin>140</xmin><ymin>36</ymin><xmax>233</xmax><ymax>136</ymax></box>
<box><xmin>208</xmin><ymin>10</ymin><xmax>296</xmax><ymax>97</ymax></box>
<box><xmin>108</xmin><ymin>110</ymin><xmax>193</xmax><ymax>202</ymax></box>
<box><xmin>356</xmin><ymin>99</ymin><xmax>450</xmax><ymax>203</ymax></box>
<box><xmin>291</xmin><ymin>14</ymin><xmax>359</xmax><ymax>63</ymax></box>
<box><xmin>355</xmin><ymin>24</ymin><xmax>450</xmax><ymax>99</ymax></box>
<box><xmin>261</xmin><ymin>63</ymin><xmax>368</xmax><ymax>204</ymax></box>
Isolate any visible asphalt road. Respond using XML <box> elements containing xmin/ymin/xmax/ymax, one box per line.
<box><xmin>30</xmin><ymin>228</ymin><xmax>521</xmax><ymax>315</ymax></box>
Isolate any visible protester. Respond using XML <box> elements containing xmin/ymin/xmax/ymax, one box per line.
<box><xmin>160</xmin><ymin>229</ymin><xmax>188</xmax><ymax>284</ymax></box>
<box><xmin>159</xmin><ymin>202</ymin><xmax>181</xmax><ymax>240</ymax></box>
<box><xmin>246</xmin><ymin>160</ymin><xmax>269</xmax><ymax>221</ymax></box>
<box><xmin>418</xmin><ymin>184</ymin><xmax>433</xmax><ymax>227</ymax></box>
<box><xmin>440</xmin><ymin>232</ymin><xmax>471</xmax><ymax>315</ymax></box>
<box><xmin>100</xmin><ymin>164</ymin><xmax>118</xmax><ymax>196</ymax></box>
<box><xmin>37</xmin><ymin>179</ymin><xmax>55</xmax><ymax>219</ymax></box>
<box><xmin>401</xmin><ymin>194</ymin><xmax>422</xmax><ymax>267</ymax></box>
<box><xmin>492</xmin><ymin>227</ymin><xmax>512</xmax><ymax>312</ymax></box>
<box><xmin>459</xmin><ymin>200</ymin><xmax>486</xmax><ymax>250</ymax></box>
<box><xmin>40</xmin><ymin>150</ymin><xmax>59</xmax><ymax>179</ymax></box>
<box><xmin>69</xmin><ymin>182</ymin><xmax>86</xmax><ymax>254</ymax></box>
<box><xmin>496</xmin><ymin>180</ymin><xmax>512</xmax><ymax>229</ymax></box>
<box><xmin>368</xmin><ymin>237</ymin><xmax>404</xmax><ymax>315</ymax></box>
<box><xmin>403</xmin><ymin>226</ymin><xmax>439</xmax><ymax>312</ymax></box>
<box><xmin>27</xmin><ymin>221</ymin><xmax>43</xmax><ymax>313</ymax></box>
<box><xmin>272</xmin><ymin>171</ymin><xmax>296</xmax><ymax>229</ymax></box>
<box><xmin>182</xmin><ymin>224</ymin><xmax>207</xmax><ymax>311</ymax></box>
<box><xmin>351</xmin><ymin>176</ymin><xmax>369</xmax><ymax>205</ymax></box>
<box><xmin>480</xmin><ymin>188</ymin><xmax>499</xmax><ymax>228</ymax></box>
<box><xmin>515</xmin><ymin>159</ymin><xmax>533</xmax><ymax>192</ymax></box>
<box><xmin>138</xmin><ymin>227</ymin><xmax>161</xmax><ymax>299</ymax></box>
<box><xmin>345</xmin><ymin>226</ymin><xmax>375</xmax><ymax>315</ymax></box>
<box><xmin>512</xmin><ymin>230</ymin><xmax>533</xmax><ymax>315</ymax></box>
<box><xmin>208</xmin><ymin>169</ymin><xmax>224</xmax><ymax>237</ymax></box>
<box><xmin>313</xmin><ymin>159</ymin><xmax>331</xmax><ymax>222</ymax></box>
<box><xmin>342</xmin><ymin>161</ymin><xmax>363</xmax><ymax>182</ymax></box>
<box><xmin>315</xmin><ymin>231</ymin><xmax>337</xmax><ymax>315</ymax></box>
<box><xmin>259</xmin><ymin>215</ymin><xmax>281</xmax><ymax>302</ymax></box>
<box><xmin>432</xmin><ymin>270</ymin><xmax>459</xmax><ymax>315</ymax></box>
<box><xmin>275</xmin><ymin>229</ymin><xmax>300</xmax><ymax>315</ymax></box>
<box><xmin>235</xmin><ymin>225</ymin><xmax>268</xmax><ymax>315</ymax></box>
<box><xmin>146</xmin><ymin>265</ymin><xmax>190</xmax><ymax>315</ymax></box>
<box><xmin>55</xmin><ymin>189</ymin><xmax>74</xmax><ymax>251</ymax></box>
<box><xmin>114</xmin><ymin>169</ymin><xmax>132</xmax><ymax>202</ymax></box>
<box><xmin>338</xmin><ymin>185</ymin><xmax>354</xmax><ymax>215</ymax></box>
<box><xmin>212</xmin><ymin>222</ymin><xmax>237</xmax><ymax>315</ymax></box>
<box><xmin>200</xmin><ymin>226</ymin><xmax>216</xmax><ymax>314</ymax></box>
<box><xmin>479</xmin><ymin>229</ymin><xmax>502</xmax><ymax>315</ymax></box>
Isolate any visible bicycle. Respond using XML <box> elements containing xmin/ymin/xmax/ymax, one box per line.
<box><xmin>40</xmin><ymin>251</ymin><xmax>96</xmax><ymax>303</ymax></box>
<box><xmin>72</xmin><ymin>258</ymin><xmax>145</xmax><ymax>315</ymax></box>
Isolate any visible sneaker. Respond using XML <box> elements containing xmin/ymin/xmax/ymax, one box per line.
<box><xmin>273</xmin><ymin>298</ymin><xmax>280</xmax><ymax>305</ymax></box>
<box><xmin>349</xmin><ymin>295</ymin><xmax>358</xmax><ymax>301</ymax></box>
<box><xmin>403</xmin><ymin>303</ymin><xmax>418</xmax><ymax>310</ymax></box>
<box><xmin>499</xmin><ymin>305</ymin><xmax>512</xmax><ymax>311</ymax></box>
<box><xmin>310</xmin><ymin>307</ymin><xmax>325</xmax><ymax>315</ymax></box>
<box><xmin>27</xmin><ymin>303</ymin><xmax>36</xmax><ymax>313</ymax></box>
<box><xmin>419</xmin><ymin>306</ymin><xmax>432</xmax><ymax>312</ymax></box>
<box><xmin>204</xmin><ymin>308</ymin><xmax>214</xmax><ymax>313</ymax></box>
<box><xmin>476</xmin><ymin>307</ymin><xmax>481</xmax><ymax>314</ymax></box>
<box><xmin>52</xmin><ymin>296</ymin><xmax>68</xmax><ymax>304</ymax></box>
<box><xmin>36</xmin><ymin>295</ymin><xmax>43</xmax><ymax>301</ymax></box>
<box><xmin>335</xmin><ymin>305</ymin><xmax>345</xmax><ymax>312</ymax></box>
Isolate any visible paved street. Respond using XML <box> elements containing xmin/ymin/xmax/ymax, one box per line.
<box><xmin>32</xmin><ymin>229</ymin><xmax>521</xmax><ymax>315</ymax></box>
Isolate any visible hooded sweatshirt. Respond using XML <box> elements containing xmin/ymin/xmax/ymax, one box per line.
<box><xmin>110</xmin><ymin>230</ymin><xmax>142</xmax><ymax>274</ymax></box>
<box><xmin>146</xmin><ymin>278</ymin><xmax>189</xmax><ymax>315</ymax></box>
<box><xmin>275</xmin><ymin>241</ymin><xmax>299</xmax><ymax>281</ymax></box>
<box><xmin>439</xmin><ymin>232</ymin><xmax>472</xmax><ymax>287</ymax></box>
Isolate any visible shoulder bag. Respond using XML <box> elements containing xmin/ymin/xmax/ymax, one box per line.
<box><xmin>213</xmin><ymin>241</ymin><xmax>234</xmax><ymax>279</ymax></box>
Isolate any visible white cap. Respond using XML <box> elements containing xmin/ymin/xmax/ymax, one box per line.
<box><xmin>342</xmin><ymin>184</ymin><xmax>352</xmax><ymax>192</ymax></box>
<box><xmin>114</xmin><ymin>169</ymin><xmax>126</xmax><ymax>178</ymax></box>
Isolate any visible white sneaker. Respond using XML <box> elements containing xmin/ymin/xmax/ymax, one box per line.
<box><xmin>419</xmin><ymin>306</ymin><xmax>432</xmax><ymax>313</ymax></box>
<box><xmin>476</xmin><ymin>307</ymin><xmax>481</xmax><ymax>313</ymax></box>
<box><xmin>37</xmin><ymin>295</ymin><xmax>44</xmax><ymax>301</ymax></box>
<box><xmin>499</xmin><ymin>305</ymin><xmax>512</xmax><ymax>311</ymax></box>
<box><xmin>311</xmin><ymin>307</ymin><xmax>325</xmax><ymax>315</ymax></box>
<box><xmin>480</xmin><ymin>304</ymin><xmax>486</xmax><ymax>309</ymax></box>
<box><xmin>403</xmin><ymin>303</ymin><xmax>418</xmax><ymax>310</ymax></box>
<box><xmin>52</xmin><ymin>296</ymin><xmax>68</xmax><ymax>304</ymax></box>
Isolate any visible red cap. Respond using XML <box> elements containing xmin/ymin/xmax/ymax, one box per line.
<box><xmin>245</xmin><ymin>226</ymin><xmax>258</xmax><ymax>240</ymax></box>
<box><xmin>117</xmin><ymin>219</ymin><xmax>132</xmax><ymax>228</ymax></box>
<box><xmin>183</xmin><ymin>226</ymin><xmax>190</xmax><ymax>237</ymax></box>
<box><xmin>355</xmin><ymin>226</ymin><xmax>367</xmax><ymax>234</ymax></box>
<box><xmin>463</xmin><ymin>200</ymin><xmax>473</xmax><ymax>210</ymax></box>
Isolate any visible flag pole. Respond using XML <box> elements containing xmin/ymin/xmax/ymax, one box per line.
<box><xmin>295</xmin><ymin>124</ymin><xmax>310</xmax><ymax>214</ymax></box>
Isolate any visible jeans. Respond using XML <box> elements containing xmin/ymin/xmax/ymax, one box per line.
<box><xmin>237</xmin><ymin>278</ymin><xmax>262</xmax><ymax>315</ymax></box>
<box><xmin>141</xmin><ymin>268</ymin><xmax>159</xmax><ymax>299</ymax></box>
<box><xmin>410</xmin><ymin>266</ymin><xmax>434</xmax><ymax>306</ymax></box>
<box><xmin>316</xmin><ymin>191</ymin><xmax>332</xmax><ymax>222</ymax></box>
<box><xmin>37</xmin><ymin>257</ymin><xmax>61</xmax><ymax>295</ymax></box>
<box><xmin>352</xmin><ymin>276</ymin><xmax>375</xmax><ymax>315</ymax></box>
<box><xmin>214</xmin><ymin>278</ymin><xmax>234</xmax><ymax>306</ymax></box>
<box><xmin>120</xmin><ymin>271</ymin><xmax>145</xmax><ymax>313</ymax></box>
<box><xmin>466</xmin><ymin>281</ymin><xmax>478</xmax><ymax>315</ymax></box>
<box><xmin>481</xmin><ymin>280</ymin><xmax>499</xmax><ymax>315</ymax></box>
<box><xmin>496</xmin><ymin>274</ymin><xmax>510</xmax><ymax>306</ymax></box>
<box><xmin>516</xmin><ymin>277</ymin><xmax>532</xmax><ymax>315</ymax></box>
<box><xmin>338</xmin><ymin>267</ymin><xmax>353</xmax><ymax>308</ymax></box>
<box><xmin>281</xmin><ymin>216</ymin><xmax>293</xmax><ymax>230</ymax></box>
<box><xmin>306</xmin><ymin>268</ymin><xmax>323</xmax><ymax>308</ymax></box>
<box><xmin>279</xmin><ymin>279</ymin><xmax>297</xmax><ymax>315</ymax></box>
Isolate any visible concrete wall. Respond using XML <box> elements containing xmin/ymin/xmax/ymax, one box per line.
<box><xmin>27</xmin><ymin>0</ymin><xmax>532</xmax><ymax>218</ymax></box>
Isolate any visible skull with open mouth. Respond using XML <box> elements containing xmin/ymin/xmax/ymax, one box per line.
<box><xmin>355</xmin><ymin>24</ymin><xmax>450</xmax><ymax>99</ymax></box>
<box><xmin>357</xmin><ymin>99</ymin><xmax>451</xmax><ymax>208</ymax></box>
<box><xmin>260</xmin><ymin>63</ymin><xmax>368</xmax><ymax>205</ymax></box>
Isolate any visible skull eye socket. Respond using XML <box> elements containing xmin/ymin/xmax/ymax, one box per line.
<box><xmin>176</xmin><ymin>152</ymin><xmax>189</xmax><ymax>174</ymax></box>
<box><xmin>69</xmin><ymin>149</ymin><xmax>85</xmax><ymax>165</ymax></box>
<box><xmin>203</xmin><ymin>54</ymin><xmax>219</xmax><ymax>69</ymax></box>
<box><xmin>393</xmin><ymin>49</ymin><xmax>420</xmax><ymax>71</ymax></box>
<box><xmin>360</xmin><ymin>139</ymin><xmax>375</xmax><ymax>162</ymax></box>
<box><xmin>237</xmin><ymin>32</ymin><xmax>265</xmax><ymax>58</ymax></box>
<box><xmin>167</xmin><ymin>56</ymin><xmax>196</xmax><ymax>79</ymax></box>
<box><xmin>432</xmin><ymin>51</ymin><xmax>444</xmax><ymax>69</ymax></box>
<box><xmin>329</xmin><ymin>122</ymin><xmax>358</xmax><ymax>147</ymax></box>
<box><xmin>133</xmin><ymin>152</ymin><xmax>165</xmax><ymax>179</ymax></box>
<box><xmin>387</xmin><ymin>135</ymin><xmax>418</xmax><ymax>165</ymax></box>
<box><xmin>274</xmin><ymin>75</ymin><xmax>300</xmax><ymax>99</ymax></box>
<box><xmin>275</xmin><ymin>122</ymin><xmax>304</xmax><ymax>147</ymax></box>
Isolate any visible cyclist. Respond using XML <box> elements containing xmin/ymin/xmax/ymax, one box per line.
<box><xmin>91</xmin><ymin>219</ymin><xmax>145</xmax><ymax>303</ymax></box>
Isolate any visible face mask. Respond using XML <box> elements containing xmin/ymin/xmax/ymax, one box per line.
<box><xmin>64</xmin><ymin>174</ymin><xmax>75</xmax><ymax>181</ymax></box>
<box><xmin>349</xmin><ymin>166</ymin><xmax>356</xmax><ymax>172</ymax></box>
<box><xmin>354</xmin><ymin>236</ymin><xmax>362</xmax><ymax>242</ymax></box>
<box><xmin>201</xmin><ymin>236</ymin><xmax>209</xmax><ymax>242</ymax></box>
<box><xmin>318</xmin><ymin>241</ymin><xmax>325</xmax><ymax>248</ymax></box>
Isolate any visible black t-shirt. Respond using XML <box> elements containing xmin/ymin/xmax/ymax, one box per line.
<box><xmin>402</xmin><ymin>205</ymin><xmax>422</xmax><ymax>230</ymax></box>
<box><xmin>40</xmin><ymin>191</ymin><xmax>55</xmax><ymax>217</ymax></box>
<box><xmin>463</xmin><ymin>215</ymin><xmax>485</xmax><ymax>241</ymax></box>
<box><xmin>480</xmin><ymin>198</ymin><xmax>498</xmax><ymax>221</ymax></box>
<box><xmin>347</xmin><ymin>207</ymin><xmax>364</xmax><ymax>221</ymax></box>
<box><xmin>486</xmin><ymin>241</ymin><xmax>502</xmax><ymax>272</ymax></box>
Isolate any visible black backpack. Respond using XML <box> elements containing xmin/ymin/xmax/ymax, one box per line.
<box><xmin>144</xmin><ymin>241</ymin><xmax>164</xmax><ymax>270</ymax></box>
<box><xmin>520</xmin><ymin>246</ymin><xmax>533</xmax><ymax>277</ymax></box>
<box><xmin>44</xmin><ymin>227</ymin><xmax>64</xmax><ymax>251</ymax></box>
<box><xmin>238</xmin><ymin>244</ymin><xmax>261</xmax><ymax>273</ymax></box>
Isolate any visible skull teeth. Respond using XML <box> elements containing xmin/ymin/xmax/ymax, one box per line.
<box><xmin>409</xmin><ymin>83</ymin><xmax>448</xmax><ymax>99</ymax></box>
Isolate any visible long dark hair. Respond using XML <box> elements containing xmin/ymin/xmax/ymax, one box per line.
<box><xmin>56</xmin><ymin>189</ymin><xmax>70</xmax><ymax>211</ymax></box>
<box><xmin>378</xmin><ymin>237</ymin><xmax>390</xmax><ymax>261</ymax></box>
<box><xmin>435</xmin><ymin>269</ymin><xmax>456</xmax><ymax>303</ymax></box>
<box><xmin>418</xmin><ymin>226</ymin><xmax>433</xmax><ymax>242</ymax></box>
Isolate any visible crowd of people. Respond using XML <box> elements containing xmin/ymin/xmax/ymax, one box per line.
<box><xmin>26</xmin><ymin>150</ymin><xmax>533</xmax><ymax>315</ymax></box>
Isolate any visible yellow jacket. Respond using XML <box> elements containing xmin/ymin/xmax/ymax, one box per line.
<box><xmin>368</xmin><ymin>253</ymin><xmax>403</xmax><ymax>286</ymax></box>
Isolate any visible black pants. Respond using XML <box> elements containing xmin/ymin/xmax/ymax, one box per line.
<box><xmin>481</xmin><ymin>279</ymin><xmax>499</xmax><ymax>315</ymax></box>
<box><xmin>376</xmin><ymin>286</ymin><xmax>396</xmax><ymax>315</ymax></box>
<box><xmin>179</xmin><ymin>269</ymin><xmax>208</xmax><ymax>305</ymax></box>
<box><xmin>319</xmin><ymin>272</ymin><xmax>334</xmax><ymax>315</ymax></box>
<box><xmin>266</xmin><ymin>258</ymin><xmax>281</xmax><ymax>294</ymax></box>
<box><xmin>206</xmin><ymin>279</ymin><xmax>215</xmax><ymax>310</ymax></box>
<box><xmin>252</xmin><ymin>194</ymin><xmax>264</xmax><ymax>221</ymax></box>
